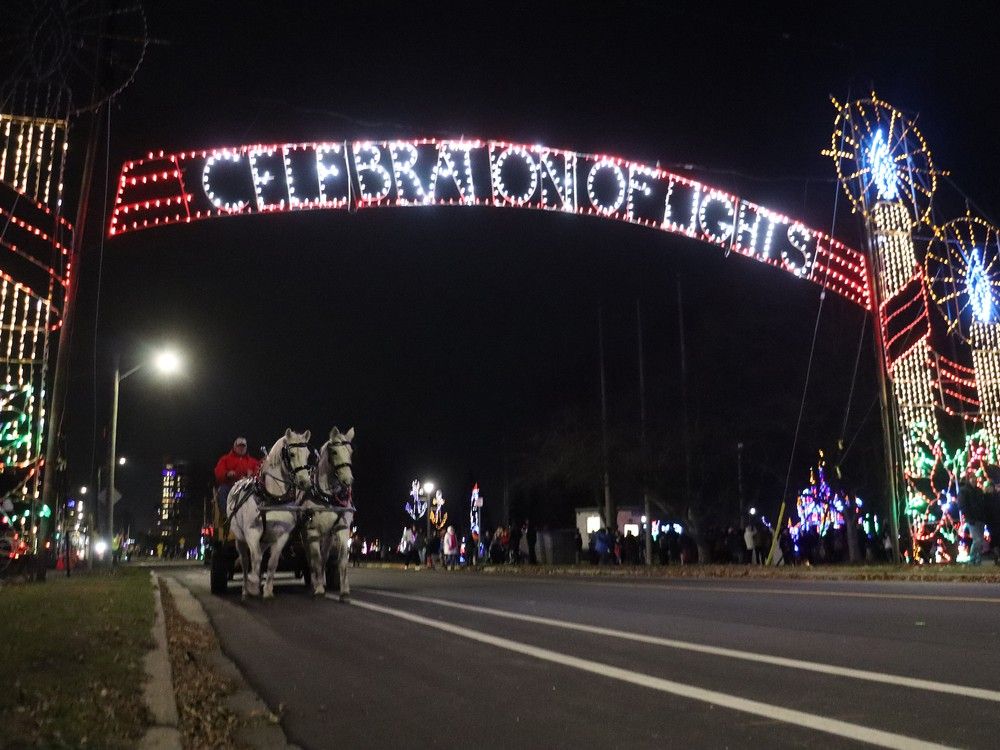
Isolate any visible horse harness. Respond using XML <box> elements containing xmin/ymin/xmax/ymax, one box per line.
<box><xmin>226</xmin><ymin>441</ymin><xmax>312</xmax><ymax>531</ymax></box>
<box><xmin>302</xmin><ymin>438</ymin><xmax>356</xmax><ymax>531</ymax></box>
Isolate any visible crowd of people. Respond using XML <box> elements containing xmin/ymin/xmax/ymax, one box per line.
<box><xmin>397</xmin><ymin>524</ymin><xmax>463</xmax><ymax>569</ymax></box>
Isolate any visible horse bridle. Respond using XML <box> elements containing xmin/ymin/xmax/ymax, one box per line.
<box><xmin>328</xmin><ymin>438</ymin><xmax>353</xmax><ymax>475</ymax></box>
<box><xmin>310</xmin><ymin>439</ymin><xmax>354</xmax><ymax>506</ymax></box>
<box><xmin>281</xmin><ymin>441</ymin><xmax>312</xmax><ymax>480</ymax></box>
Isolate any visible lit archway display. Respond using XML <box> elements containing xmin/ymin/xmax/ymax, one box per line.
<box><xmin>107</xmin><ymin>139</ymin><xmax>871</xmax><ymax>309</ymax></box>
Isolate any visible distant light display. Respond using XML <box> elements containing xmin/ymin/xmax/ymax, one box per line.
<box><xmin>429</xmin><ymin>489</ymin><xmax>448</xmax><ymax>531</ymax></box>
<box><xmin>788</xmin><ymin>453</ymin><xmax>868</xmax><ymax>546</ymax></box>
<box><xmin>405</xmin><ymin>480</ymin><xmax>426</xmax><ymax>521</ymax></box>
<box><xmin>469</xmin><ymin>483</ymin><xmax>483</xmax><ymax>538</ymax></box>
<box><xmin>108</xmin><ymin>139</ymin><xmax>871</xmax><ymax>309</ymax></box>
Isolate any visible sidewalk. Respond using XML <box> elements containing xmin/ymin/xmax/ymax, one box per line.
<box><xmin>156</xmin><ymin>572</ymin><xmax>299</xmax><ymax>749</ymax></box>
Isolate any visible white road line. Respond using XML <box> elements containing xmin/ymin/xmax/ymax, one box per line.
<box><xmin>359</xmin><ymin>588</ymin><xmax>1000</xmax><ymax>704</ymax></box>
<box><xmin>341</xmin><ymin>596</ymin><xmax>954</xmax><ymax>750</ymax></box>
<box><xmin>495</xmin><ymin>576</ymin><xmax>1000</xmax><ymax>605</ymax></box>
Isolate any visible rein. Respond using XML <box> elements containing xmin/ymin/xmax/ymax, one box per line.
<box><xmin>308</xmin><ymin>439</ymin><xmax>355</xmax><ymax>511</ymax></box>
<box><xmin>258</xmin><ymin>440</ymin><xmax>311</xmax><ymax>502</ymax></box>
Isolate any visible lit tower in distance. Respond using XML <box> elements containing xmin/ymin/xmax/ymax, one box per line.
<box><xmin>157</xmin><ymin>463</ymin><xmax>187</xmax><ymax>542</ymax></box>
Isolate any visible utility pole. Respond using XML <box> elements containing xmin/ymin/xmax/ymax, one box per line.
<box><xmin>737</xmin><ymin>442</ymin><xmax>744</xmax><ymax>520</ymax></box>
<box><xmin>38</xmin><ymin>103</ymin><xmax>104</xmax><ymax>561</ymax></box>
<box><xmin>677</xmin><ymin>278</ymin><xmax>692</xmax><ymax>515</ymax></box>
<box><xmin>106</xmin><ymin>355</ymin><xmax>121</xmax><ymax>561</ymax></box>
<box><xmin>502</xmin><ymin>448</ymin><xmax>510</xmax><ymax>526</ymax></box>
<box><xmin>637</xmin><ymin>300</ymin><xmax>652</xmax><ymax>566</ymax></box>
<box><xmin>598</xmin><ymin>307</ymin><xmax>613</xmax><ymax>530</ymax></box>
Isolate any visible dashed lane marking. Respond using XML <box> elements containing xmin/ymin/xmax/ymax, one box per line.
<box><xmin>358</xmin><ymin>588</ymin><xmax>1000</xmax><ymax>704</ymax></box>
<box><xmin>340</xmin><ymin>595</ymin><xmax>955</xmax><ymax>750</ymax></box>
<box><xmin>495</xmin><ymin>576</ymin><xmax>1000</xmax><ymax>605</ymax></box>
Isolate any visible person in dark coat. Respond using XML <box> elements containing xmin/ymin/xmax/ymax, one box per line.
<box><xmin>509</xmin><ymin>522</ymin><xmax>522</xmax><ymax>564</ymax></box>
<box><xmin>958</xmin><ymin>469</ymin><xmax>987</xmax><ymax>564</ymax></box>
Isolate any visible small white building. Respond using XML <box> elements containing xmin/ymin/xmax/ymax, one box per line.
<box><xmin>574</xmin><ymin>506</ymin><xmax>646</xmax><ymax>541</ymax></box>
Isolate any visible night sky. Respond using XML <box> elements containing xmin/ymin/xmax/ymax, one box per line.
<box><xmin>61</xmin><ymin>2</ymin><xmax>1000</xmax><ymax>539</ymax></box>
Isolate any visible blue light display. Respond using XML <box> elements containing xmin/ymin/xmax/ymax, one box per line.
<box><xmin>966</xmin><ymin>247</ymin><xmax>993</xmax><ymax>323</ymax></box>
<box><xmin>867</xmin><ymin>129</ymin><xmax>899</xmax><ymax>200</ymax></box>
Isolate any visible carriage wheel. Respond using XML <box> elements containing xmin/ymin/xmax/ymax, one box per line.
<box><xmin>325</xmin><ymin>557</ymin><xmax>337</xmax><ymax>591</ymax></box>
<box><xmin>210</xmin><ymin>543</ymin><xmax>230</xmax><ymax>595</ymax></box>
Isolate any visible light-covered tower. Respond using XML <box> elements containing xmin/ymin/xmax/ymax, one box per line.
<box><xmin>925</xmin><ymin>215</ymin><xmax>1000</xmax><ymax>444</ymax></box>
<box><xmin>826</xmin><ymin>94</ymin><xmax>943</xmax><ymax>552</ymax></box>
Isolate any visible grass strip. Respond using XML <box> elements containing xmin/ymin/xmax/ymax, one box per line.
<box><xmin>0</xmin><ymin>568</ymin><xmax>152</xmax><ymax>748</ymax></box>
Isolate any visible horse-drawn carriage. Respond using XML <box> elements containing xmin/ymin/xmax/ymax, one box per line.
<box><xmin>207</xmin><ymin>491</ymin><xmax>314</xmax><ymax>594</ymax></box>
<box><xmin>208</xmin><ymin>427</ymin><xmax>356</xmax><ymax>601</ymax></box>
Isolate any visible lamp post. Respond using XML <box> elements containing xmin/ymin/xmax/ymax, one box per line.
<box><xmin>106</xmin><ymin>349</ymin><xmax>181</xmax><ymax>563</ymax></box>
<box><xmin>422</xmin><ymin>481</ymin><xmax>435</xmax><ymax>538</ymax></box>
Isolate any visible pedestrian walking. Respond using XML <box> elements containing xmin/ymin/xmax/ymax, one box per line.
<box><xmin>443</xmin><ymin>525</ymin><xmax>459</xmax><ymax>569</ymax></box>
<box><xmin>743</xmin><ymin>524</ymin><xmax>757</xmax><ymax>564</ymax></box>
<box><xmin>399</xmin><ymin>525</ymin><xmax>419</xmax><ymax>569</ymax></box>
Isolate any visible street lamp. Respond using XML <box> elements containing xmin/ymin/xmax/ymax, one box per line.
<box><xmin>106</xmin><ymin>347</ymin><xmax>182</xmax><ymax>563</ymax></box>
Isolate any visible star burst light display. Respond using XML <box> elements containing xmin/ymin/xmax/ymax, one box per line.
<box><xmin>925</xmin><ymin>215</ymin><xmax>1000</xmax><ymax>339</ymax></box>
<box><xmin>825</xmin><ymin>93</ymin><xmax>940</xmax><ymax>225</ymax></box>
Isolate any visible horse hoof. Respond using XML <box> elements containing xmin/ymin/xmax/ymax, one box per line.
<box><xmin>313</xmin><ymin>587</ymin><xmax>326</xmax><ymax>598</ymax></box>
<box><xmin>339</xmin><ymin>593</ymin><xmax>351</xmax><ymax>603</ymax></box>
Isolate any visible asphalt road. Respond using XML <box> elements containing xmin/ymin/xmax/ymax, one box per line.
<box><xmin>168</xmin><ymin>566</ymin><xmax>1000</xmax><ymax>749</ymax></box>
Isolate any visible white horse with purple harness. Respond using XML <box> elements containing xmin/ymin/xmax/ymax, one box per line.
<box><xmin>227</xmin><ymin>429</ymin><xmax>312</xmax><ymax>600</ymax></box>
<box><xmin>302</xmin><ymin>426</ymin><xmax>356</xmax><ymax>601</ymax></box>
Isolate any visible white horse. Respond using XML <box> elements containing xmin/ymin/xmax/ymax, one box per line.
<box><xmin>228</xmin><ymin>428</ymin><xmax>312</xmax><ymax>600</ymax></box>
<box><xmin>303</xmin><ymin>426</ymin><xmax>355</xmax><ymax>601</ymax></box>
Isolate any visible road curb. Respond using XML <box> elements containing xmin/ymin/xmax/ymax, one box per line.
<box><xmin>139</xmin><ymin>572</ymin><xmax>181</xmax><ymax>750</ymax></box>
<box><xmin>162</xmin><ymin>573</ymin><xmax>300</xmax><ymax>750</ymax></box>
<box><xmin>349</xmin><ymin>561</ymin><xmax>1000</xmax><ymax>583</ymax></box>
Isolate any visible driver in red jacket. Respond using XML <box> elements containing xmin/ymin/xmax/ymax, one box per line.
<box><xmin>214</xmin><ymin>437</ymin><xmax>261</xmax><ymax>517</ymax></box>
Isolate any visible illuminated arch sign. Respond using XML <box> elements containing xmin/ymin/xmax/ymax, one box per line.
<box><xmin>109</xmin><ymin>139</ymin><xmax>870</xmax><ymax>308</ymax></box>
